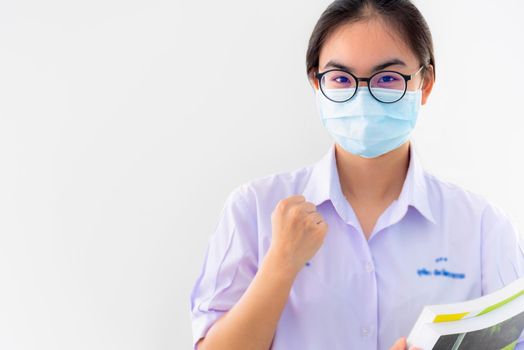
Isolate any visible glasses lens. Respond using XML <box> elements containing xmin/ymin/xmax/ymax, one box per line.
<box><xmin>320</xmin><ymin>70</ymin><xmax>357</xmax><ymax>102</ymax></box>
<box><xmin>369</xmin><ymin>71</ymin><xmax>406</xmax><ymax>103</ymax></box>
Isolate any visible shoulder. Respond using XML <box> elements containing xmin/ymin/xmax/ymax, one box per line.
<box><xmin>425</xmin><ymin>170</ymin><xmax>486</xmax><ymax>204</ymax></box>
<box><xmin>422</xmin><ymin>169</ymin><xmax>517</xmax><ymax>231</ymax></box>
<box><xmin>423</xmin><ymin>169</ymin><xmax>491</xmax><ymax>214</ymax></box>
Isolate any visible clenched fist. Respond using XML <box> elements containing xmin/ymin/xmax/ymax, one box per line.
<box><xmin>268</xmin><ymin>195</ymin><xmax>328</xmax><ymax>273</ymax></box>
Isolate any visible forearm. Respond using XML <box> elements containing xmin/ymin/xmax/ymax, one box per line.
<box><xmin>197</xmin><ymin>248</ymin><xmax>300</xmax><ymax>350</ymax></box>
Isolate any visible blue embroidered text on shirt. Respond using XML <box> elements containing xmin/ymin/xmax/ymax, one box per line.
<box><xmin>417</xmin><ymin>268</ymin><xmax>431</xmax><ymax>276</ymax></box>
<box><xmin>418</xmin><ymin>257</ymin><xmax>465</xmax><ymax>278</ymax></box>
<box><xmin>417</xmin><ymin>267</ymin><xmax>465</xmax><ymax>279</ymax></box>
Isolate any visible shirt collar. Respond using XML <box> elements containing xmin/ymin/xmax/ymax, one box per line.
<box><xmin>302</xmin><ymin>141</ymin><xmax>435</xmax><ymax>226</ymax></box>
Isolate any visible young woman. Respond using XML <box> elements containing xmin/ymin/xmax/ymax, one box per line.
<box><xmin>190</xmin><ymin>1</ymin><xmax>524</xmax><ymax>349</ymax></box>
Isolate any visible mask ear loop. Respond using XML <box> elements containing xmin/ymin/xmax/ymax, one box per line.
<box><xmin>418</xmin><ymin>68</ymin><xmax>426</xmax><ymax>90</ymax></box>
<box><xmin>418</xmin><ymin>64</ymin><xmax>430</xmax><ymax>90</ymax></box>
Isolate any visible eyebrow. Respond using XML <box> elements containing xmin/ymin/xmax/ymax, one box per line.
<box><xmin>322</xmin><ymin>58</ymin><xmax>407</xmax><ymax>73</ymax></box>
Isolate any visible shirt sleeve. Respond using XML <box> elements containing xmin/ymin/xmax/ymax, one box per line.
<box><xmin>188</xmin><ymin>184</ymin><xmax>259</xmax><ymax>349</ymax></box>
<box><xmin>480</xmin><ymin>201</ymin><xmax>524</xmax><ymax>347</ymax></box>
<box><xmin>480</xmin><ymin>201</ymin><xmax>524</xmax><ymax>293</ymax></box>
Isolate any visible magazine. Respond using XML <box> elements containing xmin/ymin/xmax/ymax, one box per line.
<box><xmin>407</xmin><ymin>277</ymin><xmax>524</xmax><ymax>350</ymax></box>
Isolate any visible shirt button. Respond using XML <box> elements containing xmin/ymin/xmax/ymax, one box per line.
<box><xmin>361</xmin><ymin>326</ymin><xmax>370</xmax><ymax>337</ymax></box>
<box><xmin>365</xmin><ymin>262</ymin><xmax>374</xmax><ymax>273</ymax></box>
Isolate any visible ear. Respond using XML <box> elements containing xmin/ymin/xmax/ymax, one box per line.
<box><xmin>308</xmin><ymin>70</ymin><xmax>320</xmax><ymax>92</ymax></box>
<box><xmin>420</xmin><ymin>64</ymin><xmax>435</xmax><ymax>106</ymax></box>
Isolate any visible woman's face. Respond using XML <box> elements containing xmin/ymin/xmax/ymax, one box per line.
<box><xmin>311</xmin><ymin>18</ymin><xmax>434</xmax><ymax>105</ymax></box>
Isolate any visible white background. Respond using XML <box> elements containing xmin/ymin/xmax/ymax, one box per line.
<box><xmin>1</xmin><ymin>0</ymin><xmax>523</xmax><ymax>349</ymax></box>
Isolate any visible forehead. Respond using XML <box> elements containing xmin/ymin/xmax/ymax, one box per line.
<box><xmin>319</xmin><ymin>18</ymin><xmax>418</xmax><ymax>71</ymax></box>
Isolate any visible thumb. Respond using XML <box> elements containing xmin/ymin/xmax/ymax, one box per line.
<box><xmin>407</xmin><ymin>338</ymin><xmax>422</xmax><ymax>350</ymax></box>
<box><xmin>390</xmin><ymin>336</ymin><xmax>407</xmax><ymax>350</ymax></box>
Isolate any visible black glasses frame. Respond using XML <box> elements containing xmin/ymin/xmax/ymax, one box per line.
<box><xmin>315</xmin><ymin>64</ymin><xmax>426</xmax><ymax>104</ymax></box>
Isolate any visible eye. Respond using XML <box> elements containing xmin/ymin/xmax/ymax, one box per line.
<box><xmin>328</xmin><ymin>75</ymin><xmax>354</xmax><ymax>87</ymax></box>
<box><xmin>378</xmin><ymin>75</ymin><xmax>398</xmax><ymax>84</ymax></box>
<box><xmin>322</xmin><ymin>71</ymin><xmax>355</xmax><ymax>89</ymax></box>
<box><xmin>334</xmin><ymin>76</ymin><xmax>349</xmax><ymax>84</ymax></box>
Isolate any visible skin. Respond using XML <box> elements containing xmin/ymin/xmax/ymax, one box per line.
<box><xmin>196</xmin><ymin>195</ymin><xmax>328</xmax><ymax>349</ymax></box>
<box><xmin>309</xmin><ymin>17</ymin><xmax>434</xmax><ymax>242</ymax></box>
<box><xmin>197</xmin><ymin>14</ymin><xmax>434</xmax><ymax>350</ymax></box>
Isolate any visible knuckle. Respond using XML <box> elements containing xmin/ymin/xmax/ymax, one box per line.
<box><xmin>289</xmin><ymin>205</ymin><xmax>301</xmax><ymax>217</ymax></box>
<box><xmin>295</xmin><ymin>194</ymin><xmax>305</xmax><ymax>201</ymax></box>
<box><xmin>276</xmin><ymin>198</ymin><xmax>288</xmax><ymax>211</ymax></box>
<box><xmin>306</xmin><ymin>217</ymin><xmax>318</xmax><ymax>227</ymax></box>
<box><xmin>309</xmin><ymin>212</ymin><xmax>321</xmax><ymax>221</ymax></box>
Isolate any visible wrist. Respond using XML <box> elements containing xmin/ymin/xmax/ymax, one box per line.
<box><xmin>263</xmin><ymin>247</ymin><xmax>302</xmax><ymax>280</ymax></box>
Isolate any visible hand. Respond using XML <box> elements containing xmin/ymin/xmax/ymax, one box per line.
<box><xmin>389</xmin><ymin>336</ymin><xmax>421</xmax><ymax>350</ymax></box>
<box><xmin>268</xmin><ymin>195</ymin><xmax>328</xmax><ymax>273</ymax></box>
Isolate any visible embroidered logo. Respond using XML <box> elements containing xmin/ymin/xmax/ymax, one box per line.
<box><xmin>417</xmin><ymin>256</ymin><xmax>465</xmax><ymax>279</ymax></box>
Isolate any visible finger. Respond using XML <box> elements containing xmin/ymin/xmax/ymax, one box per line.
<box><xmin>308</xmin><ymin>212</ymin><xmax>323</xmax><ymax>224</ymax></box>
<box><xmin>276</xmin><ymin>195</ymin><xmax>305</xmax><ymax>212</ymax></box>
<box><xmin>389</xmin><ymin>337</ymin><xmax>406</xmax><ymax>350</ymax></box>
<box><xmin>318</xmin><ymin>220</ymin><xmax>328</xmax><ymax>229</ymax></box>
<box><xmin>301</xmin><ymin>202</ymin><xmax>317</xmax><ymax>213</ymax></box>
<box><xmin>286</xmin><ymin>195</ymin><xmax>306</xmax><ymax>204</ymax></box>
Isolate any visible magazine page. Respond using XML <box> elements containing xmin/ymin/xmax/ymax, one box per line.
<box><xmin>408</xmin><ymin>278</ymin><xmax>524</xmax><ymax>349</ymax></box>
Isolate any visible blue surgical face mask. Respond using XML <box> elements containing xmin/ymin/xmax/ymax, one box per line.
<box><xmin>315</xmin><ymin>86</ymin><xmax>422</xmax><ymax>158</ymax></box>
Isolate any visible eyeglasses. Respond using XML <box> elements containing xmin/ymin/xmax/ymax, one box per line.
<box><xmin>315</xmin><ymin>64</ymin><xmax>426</xmax><ymax>104</ymax></box>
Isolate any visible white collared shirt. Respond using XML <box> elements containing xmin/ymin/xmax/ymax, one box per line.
<box><xmin>189</xmin><ymin>141</ymin><xmax>524</xmax><ymax>349</ymax></box>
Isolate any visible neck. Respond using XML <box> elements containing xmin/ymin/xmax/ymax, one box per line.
<box><xmin>335</xmin><ymin>141</ymin><xmax>411</xmax><ymax>203</ymax></box>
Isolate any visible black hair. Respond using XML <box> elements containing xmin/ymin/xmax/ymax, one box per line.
<box><xmin>306</xmin><ymin>0</ymin><xmax>435</xmax><ymax>83</ymax></box>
